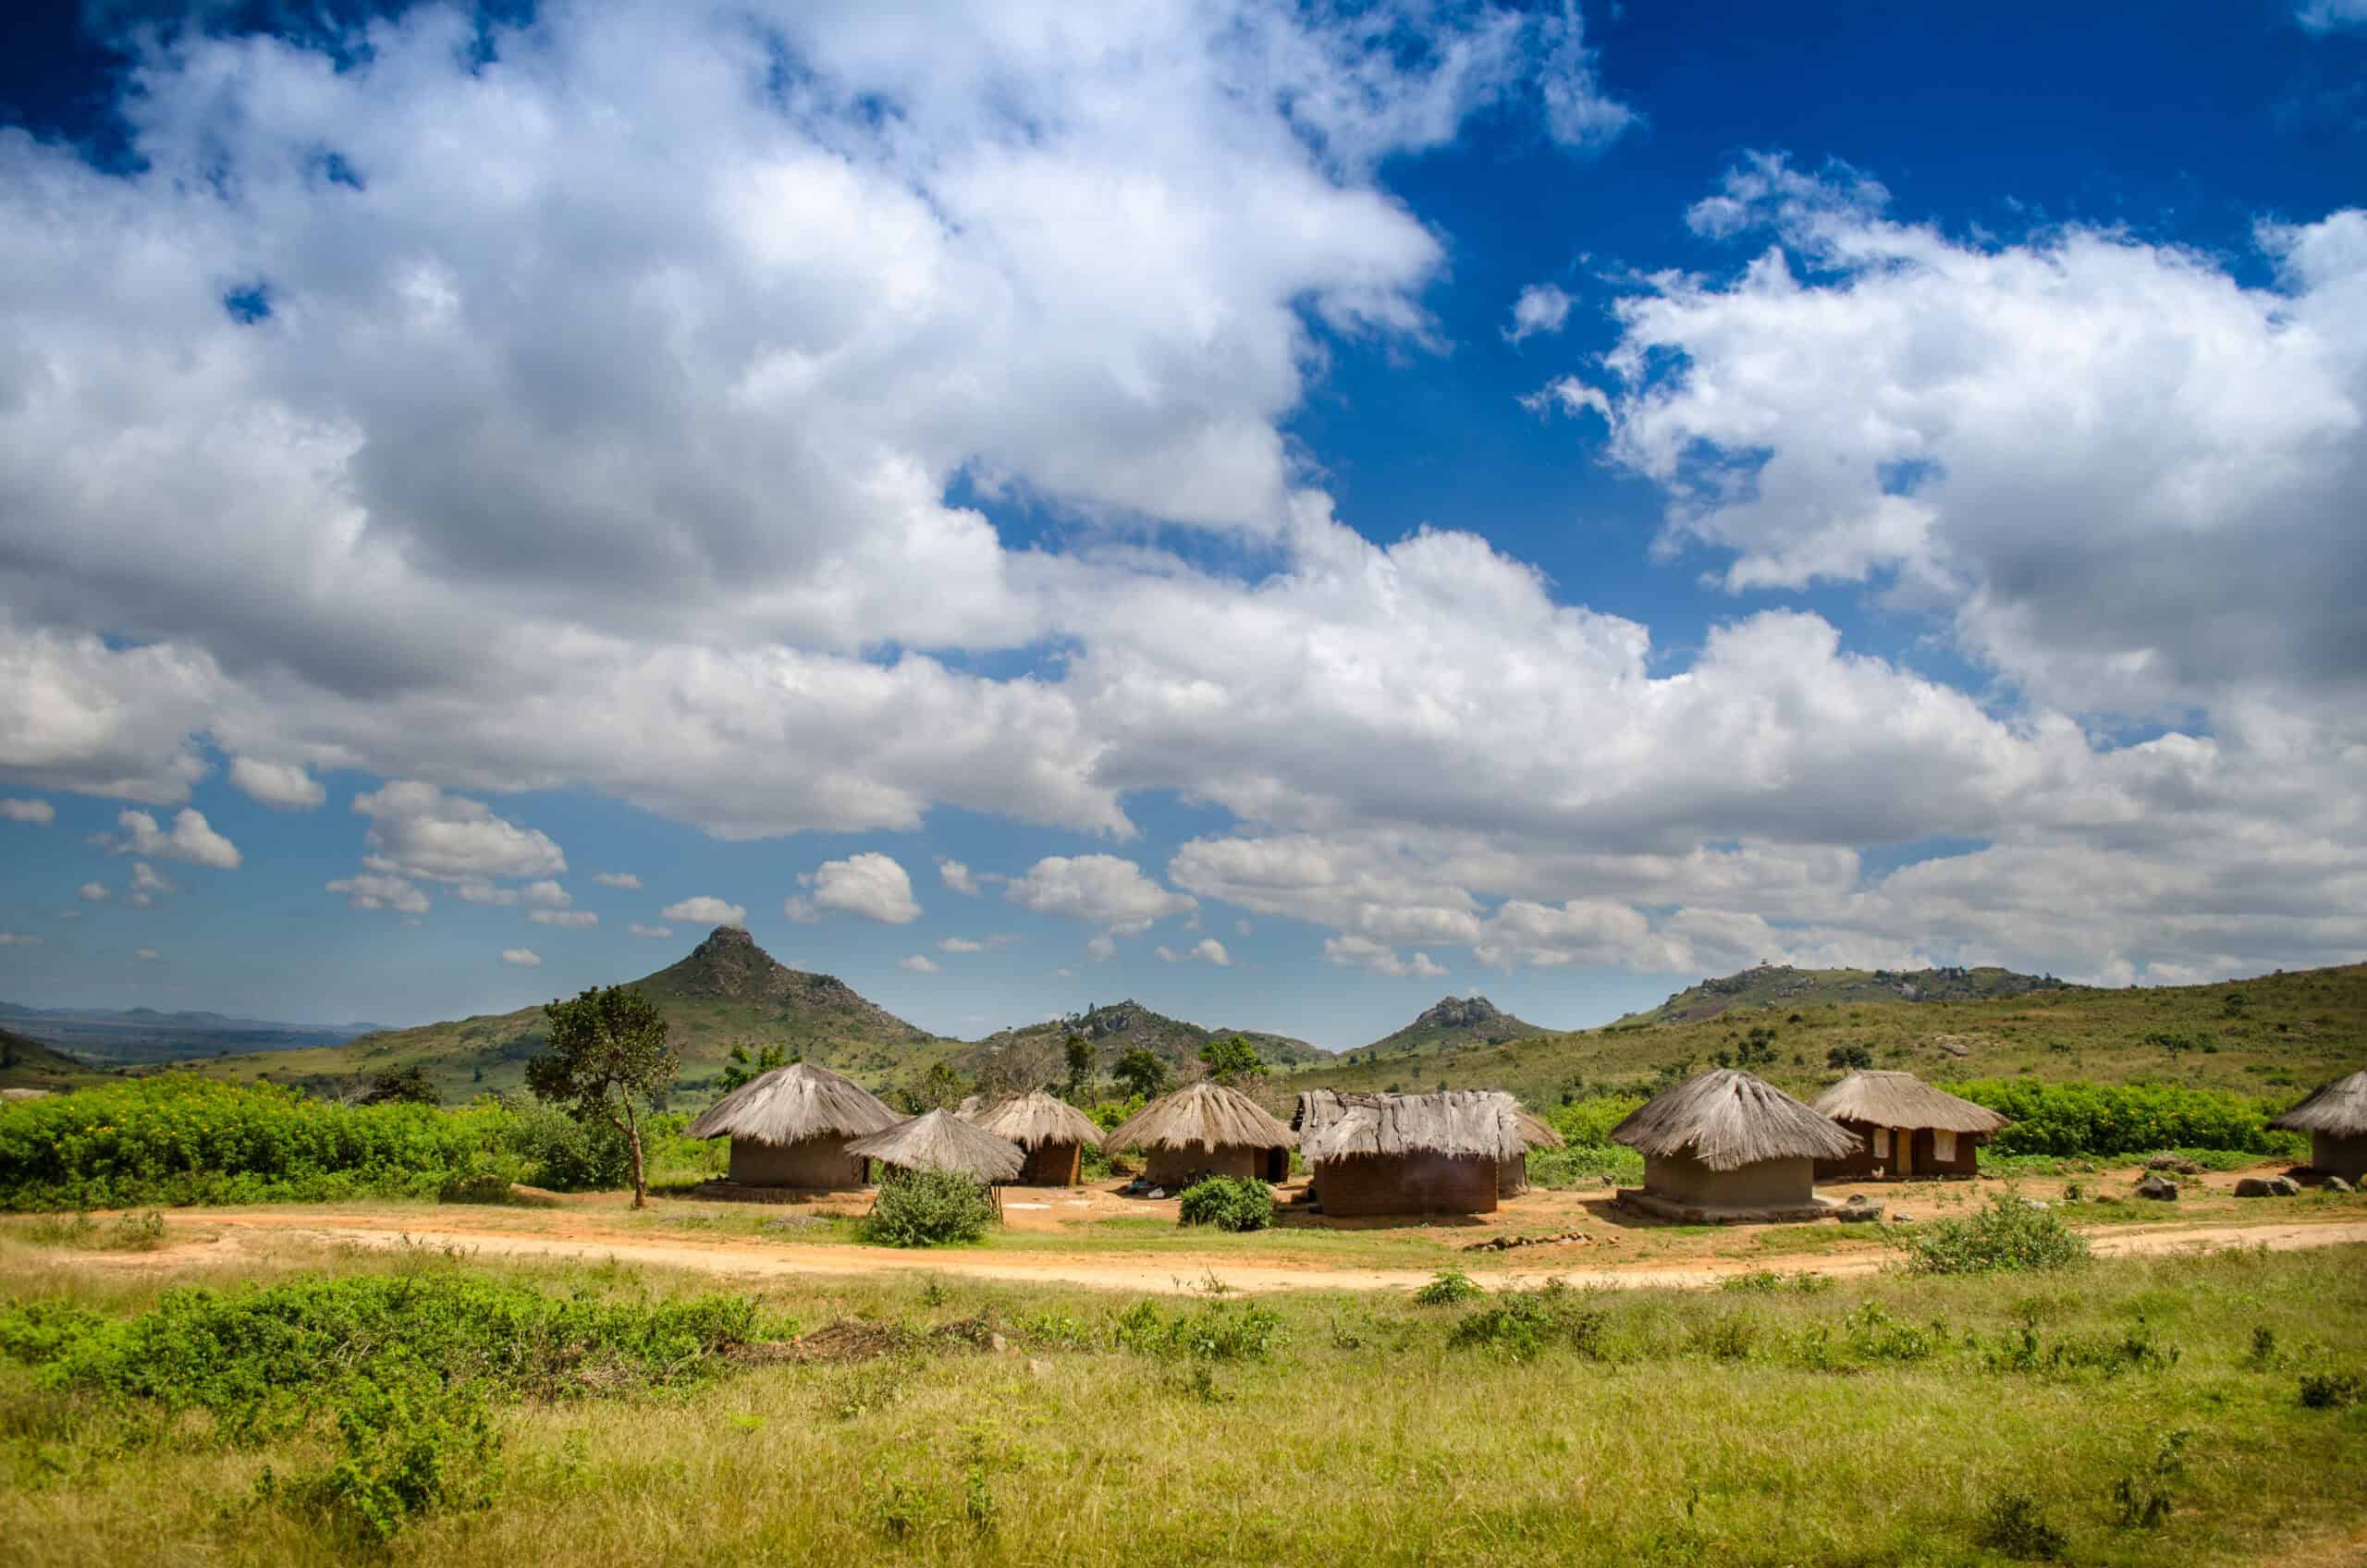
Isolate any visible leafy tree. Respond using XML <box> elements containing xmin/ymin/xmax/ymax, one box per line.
<box><xmin>914</xmin><ymin>1059</ymin><xmax>970</xmax><ymax>1112</ymax></box>
<box><xmin>1196</xmin><ymin>1035</ymin><xmax>1265</xmax><ymax>1086</ymax></box>
<box><xmin>526</xmin><ymin>987</ymin><xmax>678</xmax><ymax>1208</ymax></box>
<box><xmin>1112</xmin><ymin>1047</ymin><xmax>1171</xmax><ymax>1101</ymax></box>
<box><xmin>358</xmin><ymin>1064</ymin><xmax>440</xmax><ymax>1107</ymax></box>
<box><xmin>1826</xmin><ymin>1043</ymin><xmax>1875</xmax><ymax>1071</ymax></box>
<box><xmin>1061</xmin><ymin>1034</ymin><xmax>1095</xmax><ymax>1100</ymax></box>
<box><xmin>1735</xmin><ymin>1025</ymin><xmax>1779</xmax><ymax>1070</ymax></box>
<box><xmin>717</xmin><ymin>1041</ymin><xmax>793</xmax><ymax>1094</ymax></box>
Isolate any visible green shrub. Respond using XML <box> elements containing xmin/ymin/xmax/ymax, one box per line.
<box><xmin>1975</xmin><ymin>1490</ymin><xmax>2067</xmax><ymax>1560</ymax></box>
<box><xmin>1112</xmin><ymin>1298</ymin><xmax>1284</xmax><ymax>1361</ymax></box>
<box><xmin>260</xmin><ymin>1377</ymin><xmax>501</xmax><ymax>1540</ymax></box>
<box><xmin>1946</xmin><ymin>1079</ymin><xmax>2301</xmax><ymax>1159</ymax></box>
<box><xmin>861</xmin><ymin>1168</ymin><xmax>1000</xmax><ymax>1248</ymax></box>
<box><xmin>0</xmin><ymin>1077</ymin><xmax>511</xmax><ymax>1211</ymax></box>
<box><xmin>1447</xmin><ymin>1281</ymin><xmax>1610</xmax><ymax>1363</ymax></box>
<box><xmin>1412</xmin><ymin>1268</ymin><xmax>1483</xmax><ymax>1305</ymax></box>
<box><xmin>1523</xmin><ymin>1144</ymin><xmax>1643</xmax><ymax>1188</ymax></box>
<box><xmin>0</xmin><ymin>1270</ymin><xmax>761</xmax><ymax>1420</ymax></box>
<box><xmin>2300</xmin><ymin>1369</ymin><xmax>2363</xmax><ymax>1409</ymax></box>
<box><xmin>1176</xmin><ymin>1176</ymin><xmax>1274</xmax><ymax>1232</ymax></box>
<box><xmin>1898</xmin><ymin>1194</ymin><xmax>2091</xmax><ymax>1275</ymax></box>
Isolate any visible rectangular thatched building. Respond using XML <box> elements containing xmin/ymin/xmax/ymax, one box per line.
<box><xmin>1295</xmin><ymin>1089</ymin><xmax>1548</xmax><ymax>1217</ymax></box>
<box><xmin>1809</xmin><ymin>1072</ymin><xmax>2006</xmax><ymax>1180</ymax></box>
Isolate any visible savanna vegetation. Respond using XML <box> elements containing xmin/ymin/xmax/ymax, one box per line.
<box><xmin>0</xmin><ymin>1231</ymin><xmax>2361</xmax><ymax>1564</ymax></box>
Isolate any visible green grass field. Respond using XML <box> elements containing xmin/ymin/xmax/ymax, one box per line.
<box><xmin>1</xmin><ymin>1231</ymin><xmax>2361</xmax><ymax>1566</ymax></box>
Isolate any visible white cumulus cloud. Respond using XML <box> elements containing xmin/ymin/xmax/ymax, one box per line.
<box><xmin>663</xmin><ymin>895</ymin><xmax>746</xmax><ymax>925</ymax></box>
<box><xmin>112</xmin><ymin>808</ymin><xmax>241</xmax><ymax>869</ymax></box>
<box><xmin>627</xmin><ymin>923</ymin><xmax>674</xmax><ymax>938</ymax></box>
<box><xmin>353</xmin><ymin>782</ymin><xmax>563</xmax><ymax>882</ymax></box>
<box><xmin>529</xmin><ymin>909</ymin><xmax>598</xmax><ymax>928</ymax></box>
<box><xmin>501</xmin><ymin>948</ymin><xmax>542</xmax><ymax>967</ymax></box>
<box><xmin>327</xmin><ymin>871</ymin><xmax>430</xmax><ymax>915</ymax></box>
<box><xmin>897</xmin><ymin>954</ymin><xmax>940</xmax><ymax>974</ymax></box>
<box><xmin>1505</xmin><ymin>282</ymin><xmax>1574</xmax><ymax>343</ymax></box>
<box><xmin>800</xmin><ymin>852</ymin><xmax>922</xmax><ymax>925</ymax></box>
<box><xmin>1156</xmin><ymin>938</ymin><xmax>1233</xmax><ymax>966</ymax></box>
<box><xmin>592</xmin><ymin>872</ymin><xmax>642</xmax><ymax>888</ymax></box>
<box><xmin>1</xmin><ymin>798</ymin><xmax>55</xmax><ymax>824</ymax></box>
<box><xmin>228</xmin><ymin>756</ymin><xmax>325</xmax><ymax>810</ymax></box>
<box><xmin>1007</xmin><ymin>855</ymin><xmax>1195</xmax><ymax>935</ymax></box>
<box><xmin>937</xmin><ymin>858</ymin><xmax>980</xmax><ymax>896</ymax></box>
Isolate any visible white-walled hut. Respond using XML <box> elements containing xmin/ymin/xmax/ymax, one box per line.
<box><xmin>1294</xmin><ymin>1089</ymin><xmax>1532</xmax><ymax>1217</ymax></box>
<box><xmin>686</xmin><ymin>1060</ymin><xmax>901</xmax><ymax>1189</ymax></box>
<box><xmin>1810</xmin><ymin>1071</ymin><xmax>2006</xmax><ymax>1180</ymax></box>
<box><xmin>1611</xmin><ymin>1069</ymin><xmax>1858</xmax><ymax>1221</ymax></box>
<box><xmin>969</xmin><ymin>1091</ymin><xmax>1105</xmax><ymax>1186</ymax></box>
<box><xmin>845</xmin><ymin>1109</ymin><xmax>1025</xmax><ymax>1182</ymax></box>
<box><xmin>1101</xmin><ymin>1081</ymin><xmax>1294</xmax><ymax>1186</ymax></box>
<box><xmin>2269</xmin><ymin>1070</ymin><xmax>2367</xmax><ymax>1181</ymax></box>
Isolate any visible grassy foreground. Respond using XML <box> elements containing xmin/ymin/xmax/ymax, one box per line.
<box><xmin>2</xmin><ymin>1231</ymin><xmax>2362</xmax><ymax>1565</ymax></box>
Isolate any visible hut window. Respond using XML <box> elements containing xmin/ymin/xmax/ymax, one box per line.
<box><xmin>1933</xmin><ymin>1130</ymin><xmax>1956</xmax><ymax>1162</ymax></box>
<box><xmin>1871</xmin><ymin>1128</ymin><xmax>1890</xmax><ymax>1158</ymax></box>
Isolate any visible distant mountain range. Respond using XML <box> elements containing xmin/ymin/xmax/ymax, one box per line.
<box><xmin>178</xmin><ymin>925</ymin><xmax>957</xmax><ymax>1102</ymax></box>
<box><xmin>0</xmin><ymin>1000</ymin><xmax>387</xmax><ymax>1067</ymax></box>
<box><xmin>1614</xmin><ymin>963</ymin><xmax>2074</xmax><ymax>1026</ymax></box>
<box><xmin>956</xmin><ymin>998</ymin><xmax>1327</xmax><ymax>1094</ymax></box>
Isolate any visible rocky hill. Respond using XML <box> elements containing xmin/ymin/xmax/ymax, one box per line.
<box><xmin>180</xmin><ymin>926</ymin><xmax>955</xmax><ymax>1104</ymax></box>
<box><xmin>955</xmin><ymin>998</ymin><xmax>1324</xmax><ymax>1096</ymax></box>
<box><xmin>1616</xmin><ymin>963</ymin><xmax>2075</xmax><ymax>1026</ymax></box>
<box><xmin>1349</xmin><ymin>995</ymin><xmax>1547</xmax><ymax>1060</ymax></box>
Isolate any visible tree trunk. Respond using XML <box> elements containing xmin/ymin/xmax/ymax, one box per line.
<box><xmin>617</xmin><ymin>1105</ymin><xmax>649</xmax><ymax>1210</ymax></box>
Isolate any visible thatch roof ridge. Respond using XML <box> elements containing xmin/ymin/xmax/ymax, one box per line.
<box><xmin>1287</xmin><ymin>1089</ymin><xmax>1562</xmax><ymax>1160</ymax></box>
<box><xmin>1611</xmin><ymin>1069</ymin><xmax>1858</xmax><ymax>1170</ymax></box>
<box><xmin>2268</xmin><ymin>1070</ymin><xmax>2367</xmax><ymax>1136</ymax></box>
<box><xmin>844</xmin><ymin>1109</ymin><xmax>1025</xmax><ymax>1179</ymax></box>
<box><xmin>1301</xmin><ymin>1088</ymin><xmax>1527</xmax><ymax>1162</ymax></box>
<box><xmin>685</xmin><ymin>1060</ymin><xmax>902</xmax><ymax>1144</ymax></box>
<box><xmin>973</xmin><ymin>1090</ymin><xmax>1104</xmax><ymax>1150</ymax></box>
<box><xmin>1811</xmin><ymin>1071</ymin><xmax>2008</xmax><ymax>1134</ymax></box>
<box><xmin>1102</xmin><ymin>1081</ymin><xmax>1294</xmax><ymax>1153</ymax></box>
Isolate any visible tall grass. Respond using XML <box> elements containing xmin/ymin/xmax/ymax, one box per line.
<box><xmin>2</xmin><ymin>1240</ymin><xmax>2362</xmax><ymax>1564</ymax></box>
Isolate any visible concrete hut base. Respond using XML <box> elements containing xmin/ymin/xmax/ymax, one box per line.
<box><xmin>1613</xmin><ymin>1188</ymin><xmax>1843</xmax><ymax>1225</ymax></box>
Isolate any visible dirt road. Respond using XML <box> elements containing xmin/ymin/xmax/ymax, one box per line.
<box><xmin>121</xmin><ymin>1209</ymin><xmax>2367</xmax><ymax>1296</ymax></box>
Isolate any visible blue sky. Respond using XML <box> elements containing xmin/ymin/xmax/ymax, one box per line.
<box><xmin>1</xmin><ymin>0</ymin><xmax>2361</xmax><ymax>1048</ymax></box>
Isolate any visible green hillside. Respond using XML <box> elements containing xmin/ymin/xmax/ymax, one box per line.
<box><xmin>0</xmin><ymin>1027</ymin><xmax>106</xmax><ymax>1092</ymax></box>
<box><xmin>1268</xmin><ymin>962</ymin><xmax>2367</xmax><ymax>1113</ymax></box>
<box><xmin>955</xmin><ymin>998</ymin><xmax>1324</xmax><ymax>1096</ymax></box>
<box><xmin>1617</xmin><ymin>962</ymin><xmax>2074</xmax><ymax>1026</ymax></box>
<box><xmin>1342</xmin><ymin>994</ymin><xmax>1546</xmax><ymax>1062</ymax></box>
<box><xmin>179</xmin><ymin>925</ymin><xmax>958</xmax><ymax>1105</ymax></box>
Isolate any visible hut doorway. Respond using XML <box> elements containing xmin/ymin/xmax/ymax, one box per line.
<box><xmin>1263</xmin><ymin>1146</ymin><xmax>1290</xmax><ymax>1183</ymax></box>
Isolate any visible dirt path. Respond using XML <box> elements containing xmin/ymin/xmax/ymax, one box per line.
<box><xmin>114</xmin><ymin>1209</ymin><xmax>2367</xmax><ymax>1295</ymax></box>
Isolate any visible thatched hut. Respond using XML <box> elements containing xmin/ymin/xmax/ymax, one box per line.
<box><xmin>1101</xmin><ymin>1081</ymin><xmax>1294</xmax><ymax>1186</ymax></box>
<box><xmin>1502</xmin><ymin>1104</ymin><xmax>1566</xmax><ymax>1196</ymax></box>
<box><xmin>1294</xmin><ymin>1089</ymin><xmax>1533</xmax><ymax>1217</ymax></box>
<box><xmin>970</xmin><ymin>1091</ymin><xmax>1104</xmax><ymax>1185</ymax></box>
<box><xmin>844</xmin><ymin>1109</ymin><xmax>1025</xmax><ymax>1182</ymax></box>
<box><xmin>1611</xmin><ymin>1069</ymin><xmax>1858</xmax><ymax>1221</ymax></box>
<box><xmin>2269</xmin><ymin>1070</ymin><xmax>2367</xmax><ymax>1181</ymax></box>
<box><xmin>1809</xmin><ymin>1071</ymin><xmax>2006</xmax><ymax>1180</ymax></box>
<box><xmin>686</xmin><ymin>1061</ymin><xmax>901</xmax><ymax>1188</ymax></box>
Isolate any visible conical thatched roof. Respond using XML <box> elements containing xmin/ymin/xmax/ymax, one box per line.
<box><xmin>1812</xmin><ymin>1071</ymin><xmax>2008</xmax><ymax>1134</ymax></box>
<box><xmin>1612</xmin><ymin>1069</ymin><xmax>1858</xmax><ymax>1171</ymax></box>
<box><xmin>685</xmin><ymin>1060</ymin><xmax>901</xmax><ymax>1144</ymax></box>
<box><xmin>971</xmin><ymin>1090</ymin><xmax>1104</xmax><ymax>1151</ymax></box>
<box><xmin>844</xmin><ymin>1109</ymin><xmax>1025</xmax><ymax>1179</ymax></box>
<box><xmin>1297</xmin><ymin>1088</ymin><xmax>1529</xmax><ymax>1163</ymax></box>
<box><xmin>1513</xmin><ymin>1105</ymin><xmax>1566</xmax><ymax>1150</ymax></box>
<box><xmin>2269</xmin><ymin>1070</ymin><xmax>2367</xmax><ymax>1136</ymax></box>
<box><xmin>1102</xmin><ymin>1081</ymin><xmax>1294</xmax><ymax>1153</ymax></box>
